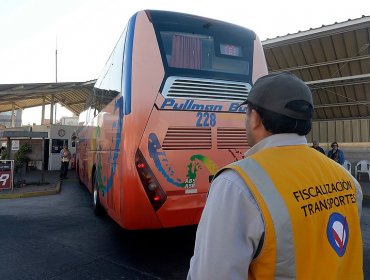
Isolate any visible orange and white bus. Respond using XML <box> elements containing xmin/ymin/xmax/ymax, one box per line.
<box><xmin>76</xmin><ymin>10</ymin><xmax>268</xmax><ymax>230</ymax></box>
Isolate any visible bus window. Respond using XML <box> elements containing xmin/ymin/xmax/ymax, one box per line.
<box><xmin>161</xmin><ymin>32</ymin><xmax>249</xmax><ymax>75</ymax></box>
<box><xmin>95</xmin><ymin>28</ymin><xmax>127</xmax><ymax>94</ymax></box>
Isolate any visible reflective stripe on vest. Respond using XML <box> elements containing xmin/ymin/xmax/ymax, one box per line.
<box><xmin>230</xmin><ymin>158</ymin><xmax>296</xmax><ymax>279</ymax></box>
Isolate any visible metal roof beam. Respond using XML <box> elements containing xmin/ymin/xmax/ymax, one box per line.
<box><xmin>64</xmin><ymin>101</ymin><xmax>86</xmax><ymax>106</ymax></box>
<box><xmin>310</xmin><ymin>81</ymin><xmax>370</xmax><ymax>90</ymax></box>
<box><xmin>12</xmin><ymin>102</ymin><xmax>23</xmax><ymax>110</ymax></box>
<box><xmin>262</xmin><ymin>16</ymin><xmax>370</xmax><ymax>47</ymax></box>
<box><xmin>0</xmin><ymin>94</ymin><xmax>49</xmax><ymax>102</ymax></box>
<box><xmin>0</xmin><ymin>82</ymin><xmax>94</xmax><ymax>96</ymax></box>
<box><xmin>315</xmin><ymin>101</ymin><xmax>370</xmax><ymax>108</ymax></box>
<box><xmin>0</xmin><ymin>100</ymin><xmax>25</xmax><ymax>108</ymax></box>
<box><xmin>314</xmin><ymin>116</ymin><xmax>370</xmax><ymax>121</ymax></box>
<box><xmin>306</xmin><ymin>73</ymin><xmax>370</xmax><ymax>86</ymax></box>
<box><xmin>271</xmin><ymin>54</ymin><xmax>370</xmax><ymax>72</ymax></box>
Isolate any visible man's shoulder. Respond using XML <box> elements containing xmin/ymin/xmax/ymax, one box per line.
<box><xmin>212</xmin><ymin>168</ymin><xmax>251</xmax><ymax>193</ymax></box>
<box><xmin>215</xmin><ymin>168</ymin><xmax>241</xmax><ymax>180</ymax></box>
<box><xmin>213</xmin><ymin>158</ymin><xmax>256</xmax><ymax>185</ymax></box>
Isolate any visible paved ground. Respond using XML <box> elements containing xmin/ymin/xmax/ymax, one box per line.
<box><xmin>0</xmin><ymin>168</ymin><xmax>370</xmax><ymax>280</ymax></box>
<box><xmin>0</xmin><ymin>176</ymin><xmax>195</xmax><ymax>279</ymax></box>
<box><xmin>0</xmin><ymin>170</ymin><xmax>60</xmax><ymax>198</ymax></box>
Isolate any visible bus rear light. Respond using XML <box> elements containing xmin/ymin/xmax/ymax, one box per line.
<box><xmin>135</xmin><ymin>150</ymin><xmax>167</xmax><ymax>211</ymax></box>
<box><xmin>148</xmin><ymin>183</ymin><xmax>157</xmax><ymax>191</ymax></box>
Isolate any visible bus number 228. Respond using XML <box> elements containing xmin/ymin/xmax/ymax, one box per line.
<box><xmin>196</xmin><ymin>112</ymin><xmax>216</xmax><ymax>127</ymax></box>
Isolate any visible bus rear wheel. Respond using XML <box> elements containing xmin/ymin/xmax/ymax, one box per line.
<box><xmin>93</xmin><ymin>175</ymin><xmax>103</xmax><ymax>216</ymax></box>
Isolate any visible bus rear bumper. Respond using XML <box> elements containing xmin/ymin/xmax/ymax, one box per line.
<box><xmin>156</xmin><ymin>192</ymin><xmax>207</xmax><ymax>228</ymax></box>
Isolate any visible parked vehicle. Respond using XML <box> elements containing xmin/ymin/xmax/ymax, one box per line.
<box><xmin>76</xmin><ymin>10</ymin><xmax>268</xmax><ymax>229</ymax></box>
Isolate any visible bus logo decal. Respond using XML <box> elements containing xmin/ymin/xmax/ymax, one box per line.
<box><xmin>160</xmin><ymin>98</ymin><xmax>223</xmax><ymax>112</ymax></box>
<box><xmin>149</xmin><ymin>133</ymin><xmax>183</xmax><ymax>187</ymax></box>
<box><xmin>148</xmin><ymin>133</ymin><xmax>219</xmax><ymax>188</ymax></box>
<box><xmin>160</xmin><ymin>98</ymin><xmax>247</xmax><ymax>113</ymax></box>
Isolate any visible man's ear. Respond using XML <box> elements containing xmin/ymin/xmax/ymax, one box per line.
<box><xmin>250</xmin><ymin>109</ymin><xmax>263</xmax><ymax>130</ymax></box>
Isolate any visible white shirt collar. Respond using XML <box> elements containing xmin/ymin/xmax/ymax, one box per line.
<box><xmin>245</xmin><ymin>133</ymin><xmax>308</xmax><ymax>157</ymax></box>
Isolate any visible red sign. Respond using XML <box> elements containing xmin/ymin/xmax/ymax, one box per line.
<box><xmin>0</xmin><ymin>171</ymin><xmax>12</xmax><ymax>190</ymax></box>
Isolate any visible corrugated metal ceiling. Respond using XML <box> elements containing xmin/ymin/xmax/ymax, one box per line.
<box><xmin>0</xmin><ymin>81</ymin><xmax>95</xmax><ymax>115</ymax></box>
<box><xmin>263</xmin><ymin>15</ymin><xmax>370</xmax><ymax>120</ymax></box>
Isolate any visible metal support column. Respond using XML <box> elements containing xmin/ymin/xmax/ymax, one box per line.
<box><xmin>41</xmin><ymin>137</ymin><xmax>45</xmax><ymax>183</ymax></box>
<box><xmin>11</xmin><ymin>103</ymin><xmax>15</xmax><ymax>127</ymax></box>
<box><xmin>50</xmin><ymin>96</ymin><xmax>54</xmax><ymax>125</ymax></box>
<box><xmin>41</xmin><ymin>96</ymin><xmax>45</xmax><ymax>125</ymax></box>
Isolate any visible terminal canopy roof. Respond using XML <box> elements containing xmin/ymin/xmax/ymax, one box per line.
<box><xmin>0</xmin><ymin>15</ymin><xmax>368</xmax><ymax>121</ymax></box>
<box><xmin>263</xmin><ymin>15</ymin><xmax>370</xmax><ymax>121</ymax></box>
<box><xmin>0</xmin><ymin>80</ymin><xmax>95</xmax><ymax>116</ymax></box>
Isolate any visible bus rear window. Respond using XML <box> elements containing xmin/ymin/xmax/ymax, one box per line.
<box><xmin>160</xmin><ymin>31</ymin><xmax>249</xmax><ymax>76</ymax></box>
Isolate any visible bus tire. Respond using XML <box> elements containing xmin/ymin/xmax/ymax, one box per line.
<box><xmin>93</xmin><ymin>174</ymin><xmax>103</xmax><ymax>216</ymax></box>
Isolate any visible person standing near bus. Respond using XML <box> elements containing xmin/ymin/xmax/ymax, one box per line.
<box><xmin>60</xmin><ymin>144</ymin><xmax>71</xmax><ymax>180</ymax></box>
<box><xmin>188</xmin><ymin>72</ymin><xmax>363</xmax><ymax>279</ymax></box>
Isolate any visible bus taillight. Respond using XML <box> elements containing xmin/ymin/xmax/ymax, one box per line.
<box><xmin>135</xmin><ymin>150</ymin><xmax>167</xmax><ymax>211</ymax></box>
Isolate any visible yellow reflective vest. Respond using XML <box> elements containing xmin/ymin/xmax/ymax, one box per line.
<box><xmin>223</xmin><ymin>145</ymin><xmax>363</xmax><ymax>279</ymax></box>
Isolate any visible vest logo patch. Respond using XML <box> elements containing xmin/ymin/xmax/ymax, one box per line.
<box><xmin>327</xmin><ymin>212</ymin><xmax>349</xmax><ymax>257</ymax></box>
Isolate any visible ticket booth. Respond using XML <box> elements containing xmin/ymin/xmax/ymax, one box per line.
<box><xmin>1</xmin><ymin>125</ymin><xmax>79</xmax><ymax>171</ymax></box>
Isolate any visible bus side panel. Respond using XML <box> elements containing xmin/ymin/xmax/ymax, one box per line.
<box><xmin>76</xmin><ymin>130</ymin><xmax>88</xmax><ymax>187</ymax></box>
<box><xmin>119</xmin><ymin>11</ymin><xmax>166</xmax><ymax>229</ymax></box>
<box><xmin>95</xmin><ymin>100</ymin><xmax>122</xmax><ymax>217</ymax></box>
<box><xmin>87</xmin><ymin>122</ymin><xmax>99</xmax><ymax>192</ymax></box>
<box><xmin>77</xmin><ymin>125</ymin><xmax>96</xmax><ymax>193</ymax></box>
